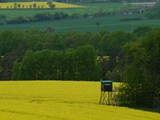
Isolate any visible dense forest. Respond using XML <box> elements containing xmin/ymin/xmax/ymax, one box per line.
<box><xmin>0</xmin><ymin>27</ymin><xmax>159</xmax><ymax>80</ymax></box>
<box><xmin>0</xmin><ymin>28</ymin><xmax>136</xmax><ymax>80</ymax></box>
<box><xmin>0</xmin><ymin>27</ymin><xmax>159</xmax><ymax>107</ymax></box>
<box><xmin>118</xmin><ymin>28</ymin><xmax>160</xmax><ymax>107</ymax></box>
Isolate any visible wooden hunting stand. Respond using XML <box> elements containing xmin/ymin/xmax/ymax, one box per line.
<box><xmin>99</xmin><ymin>80</ymin><xmax>113</xmax><ymax>105</ymax></box>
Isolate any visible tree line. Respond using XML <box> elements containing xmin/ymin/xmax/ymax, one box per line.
<box><xmin>118</xmin><ymin>28</ymin><xmax>160</xmax><ymax>108</ymax></box>
<box><xmin>0</xmin><ymin>29</ymin><xmax>138</xmax><ymax>80</ymax></box>
<box><xmin>0</xmin><ymin>27</ymin><xmax>159</xmax><ymax>107</ymax></box>
<box><xmin>6</xmin><ymin>12</ymin><xmax>68</xmax><ymax>25</ymax></box>
<box><xmin>0</xmin><ymin>1</ymin><xmax>55</xmax><ymax>9</ymax></box>
<box><xmin>12</xmin><ymin>45</ymin><xmax>100</xmax><ymax>80</ymax></box>
<box><xmin>1</xmin><ymin>10</ymin><xmax>120</xmax><ymax>25</ymax></box>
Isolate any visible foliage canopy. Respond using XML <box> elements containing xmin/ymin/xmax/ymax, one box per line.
<box><xmin>118</xmin><ymin>28</ymin><xmax>160</xmax><ymax>107</ymax></box>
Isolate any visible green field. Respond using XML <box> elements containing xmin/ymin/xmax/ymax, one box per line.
<box><xmin>0</xmin><ymin>81</ymin><xmax>159</xmax><ymax>120</ymax></box>
<box><xmin>0</xmin><ymin>14</ymin><xmax>160</xmax><ymax>32</ymax></box>
<box><xmin>0</xmin><ymin>3</ymin><xmax>139</xmax><ymax>17</ymax></box>
<box><xmin>0</xmin><ymin>3</ymin><xmax>160</xmax><ymax>32</ymax></box>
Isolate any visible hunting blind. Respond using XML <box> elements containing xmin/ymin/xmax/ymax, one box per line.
<box><xmin>99</xmin><ymin>80</ymin><xmax>113</xmax><ymax>105</ymax></box>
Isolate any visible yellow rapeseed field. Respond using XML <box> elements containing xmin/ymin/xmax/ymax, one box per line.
<box><xmin>0</xmin><ymin>2</ymin><xmax>84</xmax><ymax>9</ymax></box>
<box><xmin>0</xmin><ymin>81</ymin><xmax>159</xmax><ymax>120</ymax></box>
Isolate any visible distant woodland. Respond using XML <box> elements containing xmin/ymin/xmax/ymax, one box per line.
<box><xmin>0</xmin><ymin>27</ymin><xmax>158</xmax><ymax>80</ymax></box>
<box><xmin>0</xmin><ymin>27</ymin><xmax>159</xmax><ymax>107</ymax></box>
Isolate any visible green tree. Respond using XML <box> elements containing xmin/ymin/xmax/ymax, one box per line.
<box><xmin>29</xmin><ymin>4</ymin><xmax>32</xmax><ymax>8</ymax></box>
<box><xmin>89</xmin><ymin>32</ymin><xmax>103</xmax><ymax>51</ymax></box>
<box><xmin>33</xmin><ymin>3</ymin><xmax>37</xmax><ymax>9</ymax></box>
<box><xmin>75</xmin><ymin>45</ymin><xmax>100</xmax><ymax>80</ymax></box>
<box><xmin>18</xmin><ymin>51</ymin><xmax>35</xmax><ymax>80</ymax></box>
<box><xmin>22</xmin><ymin>4</ymin><xmax>25</xmax><ymax>8</ymax></box>
<box><xmin>43</xmin><ymin>32</ymin><xmax>62</xmax><ymax>50</ymax></box>
<box><xmin>64</xmin><ymin>48</ymin><xmax>77</xmax><ymax>80</ymax></box>
<box><xmin>17</xmin><ymin>3</ymin><xmax>21</xmax><ymax>8</ymax></box>
<box><xmin>133</xmin><ymin>26</ymin><xmax>152</xmax><ymax>37</ymax></box>
<box><xmin>118</xmin><ymin>28</ymin><xmax>160</xmax><ymax>108</ymax></box>
<box><xmin>99</xmin><ymin>30</ymin><xmax>136</xmax><ymax>56</ymax></box>
<box><xmin>14</xmin><ymin>2</ymin><xmax>18</xmax><ymax>9</ymax></box>
<box><xmin>47</xmin><ymin>0</ymin><xmax>55</xmax><ymax>9</ymax></box>
<box><xmin>61</xmin><ymin>31</ymin><xmax>86</xmax><ymax>50</ymax></box>
<box><xmin>98</xmin><ymin>30</ymin><xmax>136</xmax><ymax>80</ymax></box>
<box><xmin>12</xmin><ymin>45</ymin><xmax>100</xmax><ymax>81</ymax></box>
<box><xmin>0</xmin><ymin>30</ymin><xmax>30</xmax><ymax>80</ymax></box>
<box><xmin>49</xmin><ymin>50</ymin><xmax>64</xmax><ymax>80</ymax></box>
<box><xmin>12</xmin><ymin>61</ymin><xmax>21</xmax><ymax>80</ymax></box>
